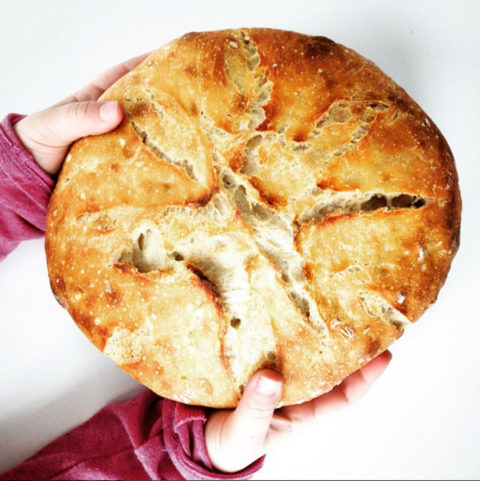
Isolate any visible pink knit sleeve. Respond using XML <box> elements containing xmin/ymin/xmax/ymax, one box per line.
<box><xmin>0</xmin><ymin>391</ymin><xmax>264</xmax><ymax>480</ymax></box>
<box><xmin>0</xmin><ymin>113</ymin><xmax>55</xmax><ymax>261</ymax></box>
<box><xmin>0</xmin><ymin>114</ymin><xmax>264</xmax><ymax>480</ymax></box>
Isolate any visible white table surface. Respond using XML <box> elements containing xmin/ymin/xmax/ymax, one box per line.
<box><xmin>1</xmin><ymin>0</ymin><xmax>479</xmax><ymax>479</ymax></box>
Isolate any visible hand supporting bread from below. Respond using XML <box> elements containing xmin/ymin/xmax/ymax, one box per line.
<box><xmin>206</xmin><ymin>352</ymin><xmax>392</xmax><ymax>472</ymax></box>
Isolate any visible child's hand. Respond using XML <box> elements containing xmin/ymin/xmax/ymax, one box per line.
<box><xmin>14</xmin><ymin>53</ymin><xmax>147</xmax><ymax>176</ymax></box>
<box><xmin>205</xmin><ymin>350</ymin><xmax>392</xmax><ymax>473</ymax></box>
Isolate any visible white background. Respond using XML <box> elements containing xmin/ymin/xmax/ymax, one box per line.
<box><xmin>1</xmin><ymin>0</ymin><xmax>479</xmax><ymax>479</ymax></box>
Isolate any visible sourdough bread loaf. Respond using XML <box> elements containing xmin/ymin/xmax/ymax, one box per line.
<box><xmin>46</xmin><ymin>28</ymin><xmax>461</xmax><ymax>407</ymax></box>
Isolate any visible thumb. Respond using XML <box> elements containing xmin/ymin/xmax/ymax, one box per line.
<box><xmin>37</xmin><ymin>100</ymin><xmax>123</xmax><ymax>145</ymax></box>
<box><xmin>206</xmin><ymin>370</ymin><xmax>283</xmax><ymax>473</ymax></box>
<box><xmin>15</xmin><ymin>100</ymin><xmax>123</xmax><ymax>175</ymax></box>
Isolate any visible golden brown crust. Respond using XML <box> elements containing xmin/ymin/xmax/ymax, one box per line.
<box><xmin>46</xmin><ymin>28</ymin><xmax>461</xmax><ymax>407</ymax></box>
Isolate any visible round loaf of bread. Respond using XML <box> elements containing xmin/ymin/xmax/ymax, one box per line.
<box><xmin>46</xmin><ymin>28</ymin><xmax>461</xmax><ymax>408</ymax></box>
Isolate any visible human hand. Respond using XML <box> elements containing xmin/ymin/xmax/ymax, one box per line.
<box><xmin>13</xmin><ymin>53</ymin><xmax>147</xmax><ymax>176</ymax></box>
<box><xmin>205</xmin><ymin>350</ymin><xmax>392</xmax><ymax>473</ymax></box>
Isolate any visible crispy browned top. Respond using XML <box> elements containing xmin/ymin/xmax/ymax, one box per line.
<box><xmin>46</xmin><ymin>28</ymin><xmax>461</xmax><ymax>407</ymax></box>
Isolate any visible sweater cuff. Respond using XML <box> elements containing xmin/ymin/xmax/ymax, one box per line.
<box><xmin>0</xmin><ymin>113</ymin><xmax>54</xmax><ymax>233</ymax></box>
<box><xmin>163</xmin><ymin>399</ymin><xmax>264</xmax><ymax>480</ymax></box>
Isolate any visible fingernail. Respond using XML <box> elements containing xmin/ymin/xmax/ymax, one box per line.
<box><xmin>256</xmin><ymin>376</ymin><xmax>282</xmax><ymax>397</ymax></box>
<box><xmin>99</xmin><ymin>101</ymin><xmax>119</xmax><ymax>122</ymax></box>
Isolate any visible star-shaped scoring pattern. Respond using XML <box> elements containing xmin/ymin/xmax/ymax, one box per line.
<box><xmin>47</xmin><ymin>29</ymin><xmax>459</xmax><ymax>407</ymax></box>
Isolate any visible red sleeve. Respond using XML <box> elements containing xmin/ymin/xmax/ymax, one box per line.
<box><xmin>0</xmin><ymin>390</ymin><xmax>264</xmax><ymax>480</ymax></box>
<box><xmin>0</xmin><ymin>114</ymin><xmax>264</xmax><ymax>480</ymax></box>
<box><xmin>0</xmin><ymin>113</ymin><xmax>55</xmax><ymax>261</ymax></box>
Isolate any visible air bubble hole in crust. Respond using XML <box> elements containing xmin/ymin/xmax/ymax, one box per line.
<box><xmin>230</xmin><ymin>317</ymin><xmax>241</xmax><ymax>328</ymax></box>
<box><xmin>267</xmin><ymin>351</ymin><xmax>277</xmax><ymax>362</ymax></box>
